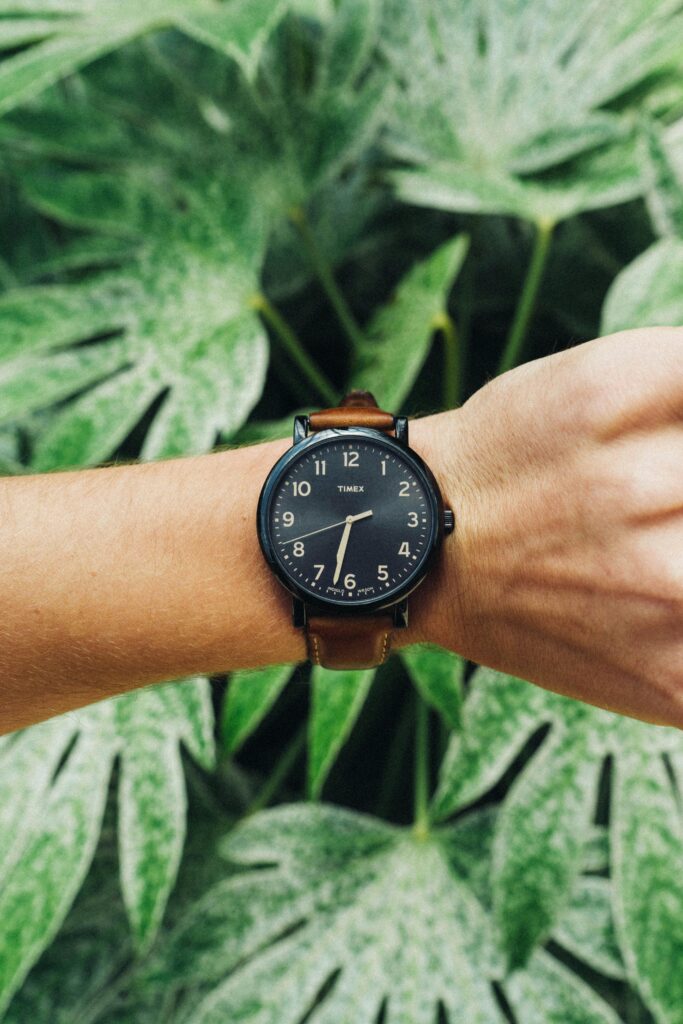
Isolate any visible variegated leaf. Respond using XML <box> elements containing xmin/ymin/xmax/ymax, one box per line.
<box><xmin>0</xmin><ymin>678</ymin><xmax>214</xmax><ymax>1008</ymax></box>
<box><xmin>383</xmin><ymin>0</ymin><xmax>683</xmax><ymax>223</ymax></box>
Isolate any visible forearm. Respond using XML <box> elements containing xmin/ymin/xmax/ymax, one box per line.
<box><xmin>0</xmin><ymin>416</ymin><xmax>458</xmax><ymax>732</ymax></box>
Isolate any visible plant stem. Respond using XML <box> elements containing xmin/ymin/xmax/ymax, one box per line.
<box><xmin>251</xmin><ymin>292</ymin><xmax>338</xmax><ymax>405</ymax></box>
<box><xmin>289</xmin><ymin>205</ymin><xmax>366</xmax><ymax>355</ymax></box>
<box><xmin>413</xmin><ymin>693</ymin><xmax>431</xmax><ymax>840</ymax></box>
<box><xmin>497</xmin><ymin>217</ymin><xmax>555</xmax><ymax>375</ymax></box>
<box><xmin>432</xmin><ymin>311</ymin><xmax>460</xmax><ymax>409</ymax></box>
<box><xmin>246</xmin><ymin>723</ymin><xmax>307</xmax><ymax>817</ymax></box>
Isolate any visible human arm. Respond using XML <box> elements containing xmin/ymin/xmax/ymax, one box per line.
<box><xmin>1</xmin><ymin>326</ymin><xmax>682</xmax><ymax>734</ymax></box>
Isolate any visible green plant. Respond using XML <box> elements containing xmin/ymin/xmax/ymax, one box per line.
<box><xmin>1</xmin><ymin>0</ymin><xmax>683</xmax><ymax>1020</ymax></box>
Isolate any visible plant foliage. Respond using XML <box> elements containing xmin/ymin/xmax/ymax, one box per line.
<box><xmin>1</xmin><ymin>0</ymin><xmax>683</xmax><ymax>1019</ymax></box>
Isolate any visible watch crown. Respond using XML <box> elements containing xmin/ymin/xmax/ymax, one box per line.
<box><xmin>443</xmin><ymin>509</ymin><xmax>455</xmax><ymax>535</ymax></box>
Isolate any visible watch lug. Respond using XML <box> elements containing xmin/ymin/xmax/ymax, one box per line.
<box><xmin>292</xmin><ymin>598</ymin><xmax>307</xmax><ymax>628</ymax></box>
<box><xmin>392</xmin><ymin>599</ymin><xmax>408</xmax><ymax>629</ymax></box>
<box><xmin>395</xmin><ymin>416</ymin><xmax>408</xmax><ymax>444</ymax></box>
<box><xmin>293</xmin><ymin>416</ymin><xmax>309</xmax><ymax>445</ymax></box>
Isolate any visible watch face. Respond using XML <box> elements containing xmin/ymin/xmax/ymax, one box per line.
<box><xmin>258</xmin><ymin>431</ymin><xmax>440</xmax><ymax>609</ymax></box>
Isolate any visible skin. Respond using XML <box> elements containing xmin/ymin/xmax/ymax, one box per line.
<box><xmin>0</xmin><ymin>326</ymin><xmax>682</xmax><ymax>733</ymax></box>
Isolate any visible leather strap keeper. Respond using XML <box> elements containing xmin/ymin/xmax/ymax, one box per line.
<box><xmin>304</xmin><ymin>390</ymin><xmax>397</xmax><ymax>670</ymax></box>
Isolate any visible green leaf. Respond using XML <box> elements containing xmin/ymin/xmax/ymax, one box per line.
<box><xmin>432</xmin><ymin>668</ymin><xmax>552</xmax><ymax>820</ymax></box>
<box><xmin>222</xmin><ymin>664</ymin><xmax>295</xmax><ymax>754</ymax></box>
<box><xmin>115</xmin><ymin>680</ymin><xmax>214</xmax><ymax>951</ymax></box>
<box><xmin>0</xmin><ymin>678</ymin><xmax>214</xmax><ymax>1008</ymax></box>
<box><xmin>0</xmin><ymin>723</ymin><xmax>113</xmax><ymax>1017</ymax></box>
<box><xmin>444</xmin><ymin>808</ymin><xmax>623</xmax><ymax>979</ymax></box>
<box><xmin>176</xmin><ymin>0</ymin><xmax>290</xmax><ymax>79</ymax></box>
<box><xmin>492</xmin><ymin>732</ymin><xmax>602</xmax><ymax>968</ymax></box>
<box><xmin>553</xmin><ymin>877</ymin><xmax>625</xmax><ymax>981</ymax></box>
<box><xmin>217</xmin><ymin>5</ymin><xmax>390</xmax><ymax>211</ymax></box>
<box><xmin>308</xmin><ymin>667</ymin><xmax>375</xmax><ymax>797</ymax></box>
<box><xmin>0</xmin><ymin>0</ymin><xmax>289</xmax><ymax>115</ymax></box>
<box><xmin>639</xmin><ymin>117</ymin><xmax>683</xmax><ymax>236</ymax></box>
<box><xmin>146</xmin><ymin>803</ymin><xmax>505</xmax><ymax>1023</ymax></box>
<box><xmin>349</xmin><ymin>234</ymin><xmax>468</xmax><ymax>407</ymax></box>
<box><xmin>601</xmin><ymin>236</ymin><xmax>683</xmax><ymax>333</ymax></box>
<box><xmin>383</xmin><ymin>0</ymin><xmax>683</xmax><ymax>222</ymax></box>
<box><xmin>611</xmin><ymin>751</ymin><xmax>683</xmax><ymax>1024</ymax></box>
<box><xmin>0</xmin><ymin>175</ymin><xmax>270</xmax><ymax>466</ymax></box>
<box><xmin>434</xmin><ymin>666</ymin><xmax>683</xmax><ymax>971</ymax></box>
<box><xmin>402</xmin><ymin>643</ymin><xmax>464</xmax><ymax>730</ymax></box>
<box><xmin>505</xmin><ymin>950</ymin><xmax>621</xmax><ymax>1024</ymax></box>
<box><xmin>391</xmin><ymin>141</ymin><xmax>643</xmax><ymax>226</ymax></box>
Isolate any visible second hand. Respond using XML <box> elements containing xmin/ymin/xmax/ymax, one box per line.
<box><xmin>281</xmin><ymin>509</ymin><xmax>373</xmax><ymax>546</ymax></box>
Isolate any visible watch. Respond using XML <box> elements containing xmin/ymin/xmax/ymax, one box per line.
<box><xmin>257</xmin><ymin>390</ymin><xmax>454</xmax><ymax>670</ymax></box>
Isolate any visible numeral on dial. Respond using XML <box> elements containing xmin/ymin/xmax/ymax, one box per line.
<box><xmin>377</xmin><ymin>564</ymin><xmax>389</xmax><ymax>581</ymax></box>
<box><xmin>399</xmin><ymin>480</ymin><xmax>410</xmax><ymax>497</ymax></box>
<box><xmin>314</xmin><ymin>564</ymin><xmax>325</xmax><ymax>580</ymax></box>
<box><xmin>343</xmin><ymin>451</ymin><xmax>359</xmax><ymax>467</ymax></box>
<box><xmin>292</xmin><ymin>480</ymin><xmax>311</xmax><ymax>497</ymax></box>
<box><xmin>314</xmin><ymin>460</ymin><xmax>327</xmax><ymax>475</ymax></box>
<box><xmin>398</xmin><ymin>541</ymin><xmax>411</xmax><ymax>557</ymax></box>
<box><xmin>407</xmin><ymin>512</ymin><xmax>418</xmax><ymax>527</ymax></box>
<box><xmin>283</xmin><ymin>511</ymin><xmax>294</xmax><ymax>527</ymax></box>
<box><xmin>381</xmin><ymin>460</ymin><xmax>387</xmax><ymax>476</ymax></box>
<box><xmin>293</xmin><ymin>541</ymin><xmax>305</xmax><ymax>557</ymax></box>
<box><xmin>344</xmin><ymin>573</ymin><xmax>357</xmax><ymax>589</ymax></box>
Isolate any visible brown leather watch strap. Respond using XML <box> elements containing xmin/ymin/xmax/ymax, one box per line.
<box><xmin>308</xmin><ymin>389</ymin><xmax>395</xmax><ymax>432</ymax></box>
<box><xmin>307</xmin><ymin>613</ymin><xmax>394</xmax><ymax>670</ymax></box>
<box><xmin>305</xmin><ymin>390</ymin><xmax>397</xmax><ymax>670</ymax></box>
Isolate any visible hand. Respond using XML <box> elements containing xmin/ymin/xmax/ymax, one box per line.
<box><xmin>415</xmin><ymin>328</ymin><xmax>683</xmax><ymax>728</ymax></box>
<box><xmin>332</xmin><ymin>510</ymin><xmax>373</xmax><ymax>584</ymax></box>
<box><xmin>283</xmin><ymin>509</ymin><xmax>372</xmax><ymax>547</ymax></box>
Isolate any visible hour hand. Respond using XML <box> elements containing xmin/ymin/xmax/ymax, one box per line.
<box><xmin>348</xmin><ymin>509</ymin><xmax>373</xmax><ymax>524</ymax></box>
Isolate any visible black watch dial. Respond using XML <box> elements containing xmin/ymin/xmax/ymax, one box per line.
<box><xmin>261</xmin><ymin>434</ymin><xmax>439</xmax><ymax>607</ymax></box>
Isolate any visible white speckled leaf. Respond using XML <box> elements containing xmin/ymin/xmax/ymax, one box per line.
<box><xmin>442</xmin><ymin>806</ymin><xmax>623</xmax><ymax>980</ymax></box>
<box><xmin>553</xmin><ymin>876</ymin><xmax>625</xmax><ymax>980</ymax></box>
<box><xmin>402</xmin><ymin>643</ymin><xmax>464</xmax><ymax>730</ymax></box>
<box><xmin>0</xmin><ymin>175</ymin><xmax>270</xmax><ymax>466</ymax></box>
<box><xmin>115</xmin><ymin>680</ymin><xmax>215</xmax><ymax>951</ymax></box>
<box><xmin>151</xmin><ymin>804</ymin><xmax>505</xmax><ymax>1024</ymax></box>
<box><xmin>349</xmin><ymin>235</ymin><xmax>468</xmax><ymax>408</ymax></box>
<box><xmin>222</xmin><ymin>664</ymin><xmax>295</xmax><ymax>754</ymax></box>
<box><xmin>383</xmin><ymin>0</ymin><xmax>682</xmax><ymax>222</ymax></box>
<box><xmin>434</xmin><ymin>665</ymin><xmax>683</xmax><ymax>972</ymax></box>
<box><xmin>391</xmin><ymin>142</ymin><xmax>643</xmax><ymax>225</ymax></box>
<box><xmin>492</xmin><ymin>731</ymin><xmax>602</xmax><ymax>967</ymax></box>
<box><xmin>611</xmin><ymin>750</ymin><xmax>683</xmax><ymax>1024</ymax></box>
<box><xmin>0</xmin><ymin>723</ymin><xmax>113</xmax><ymax>1017</ymax></box>
<box><xmin>308</xmin><ymin>667</ymin><xmax>375</xmax><ymax>798</ymax></box>
<box><xmin>506</xmin><ymin>950</ymin><xmax>621</xmax><ymax>1024</ymax></box>
<box><xmin>0</xmin><ymin>0</ymin><xmax>289</xmax><ymax>115</ymax></box>
<box><xmin>0</xmin><ymin>716</ymin><xmax>75</xmax><ymax>880</ymax></box>
<box><xmin>601</xmin><ymin>236</ymin><xmax>683</xmax><ymax>333</ymax></box>
<box><xmin>0</xmin><ymin>678</ymin><xmax>214</xmax><ymax>1008</ymax></box>
<box><xmin>640</xmin><ymin>117</ymin><xmax>683</xmax><ymax>237</ymax></box>
<box><xmin>431</xmin><ymin>668</ymin><xmax>552</xmax><ymax>820</ymax></box>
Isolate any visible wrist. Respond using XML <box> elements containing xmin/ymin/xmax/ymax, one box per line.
<box><xmin>401</xmin><ymin>409</ymin><xmax>477</xmax><ymax>656</ymax></box>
